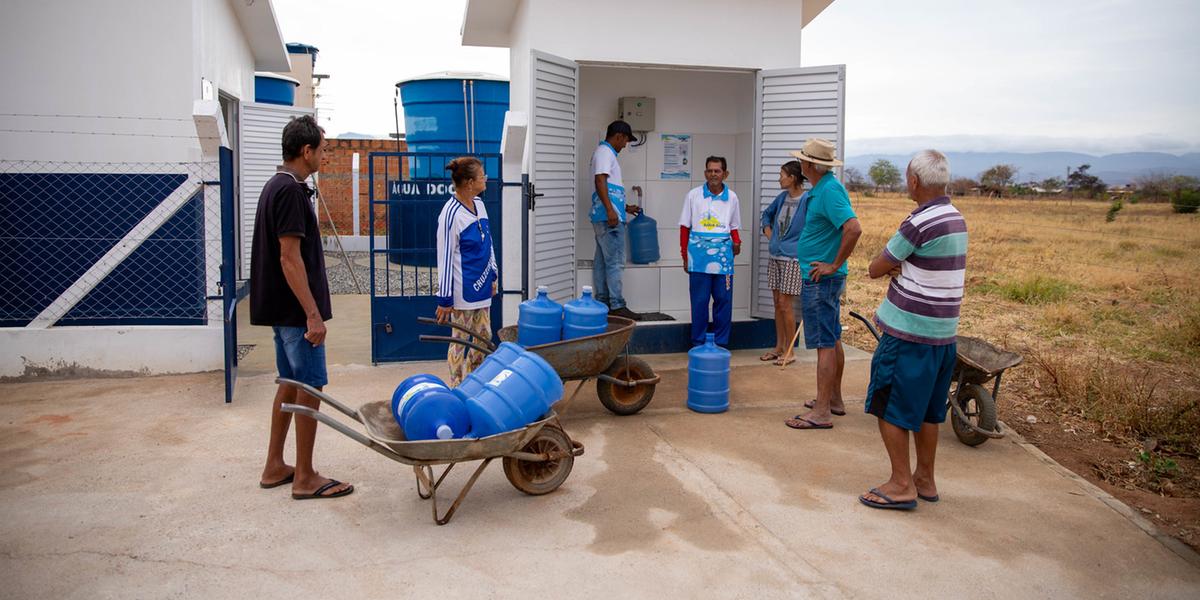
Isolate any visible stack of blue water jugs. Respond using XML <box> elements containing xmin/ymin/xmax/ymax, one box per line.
<box><xmin>516</xmin><ymin>285</ymin><xmax>609</xmax><ymax>347</ymax></box>
<box><xmin>391</xmin><ymin>342</ymin><xmax>564</xmax><ymax>440</ymax></box>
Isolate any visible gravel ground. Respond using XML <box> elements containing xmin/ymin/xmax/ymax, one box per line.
<box><xmin>323</xmin><ymin>251</ymin><xmax>439</xmax><ymax>296</ymax></box>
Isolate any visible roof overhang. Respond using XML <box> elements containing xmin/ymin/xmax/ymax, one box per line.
<box><xmin>461</xmin><ymin>0</ymin><xmax>520</xmax><ymax>48</ymax></box>
<box><xmin>231</xmin><ymin>0</ymin><xmax>292</xmax><ymax>72</ymax></box>
<box><xmin>461</xmin><ymin>0</ymin><xmax>835</xmax><ymax>48</ymax></box>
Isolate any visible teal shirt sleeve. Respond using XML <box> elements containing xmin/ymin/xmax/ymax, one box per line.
<box><xmin>884</xmin><ymin>230</ymin><xmax>914</xmax><ymax>262</ymax></box>
<box><xmin>822</xmin><ymin>189</ymin><xmax>856</xmax><ymax>230</ymax></box>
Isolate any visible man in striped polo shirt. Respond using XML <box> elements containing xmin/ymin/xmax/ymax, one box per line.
<box><xmin>860</xmin><ymin>149</ymin><xmax>966</xmax><ymax>511</ymax></box>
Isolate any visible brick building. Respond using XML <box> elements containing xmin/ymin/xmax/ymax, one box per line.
<box><xmin>317</xmin><ymin>137</ymin><xmax>406</xmax><ymax>238</ymax></box>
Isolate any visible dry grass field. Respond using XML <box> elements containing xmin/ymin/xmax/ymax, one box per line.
<box><xmin>840</xmin><ymin>193</ymin><xmax>1200</xmax><ymax>550</ymax></box>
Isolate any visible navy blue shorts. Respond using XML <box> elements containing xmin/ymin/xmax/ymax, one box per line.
<box><xmin>273</xmin><ymin>325</ymin><xmax>328</xmax><ymax>388</ymax></box>
<box><xmin>864</xmin><ymin>334</ymin><xmax>956</xmax><ymax>431</ymax></box>
<box><xmin>800</xmin><ymin>276</ymin><xmax>845</xmax><ymax>349</ymax></box>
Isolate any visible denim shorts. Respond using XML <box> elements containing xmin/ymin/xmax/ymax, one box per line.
<box><xmin>273</xmin><ymin>326</ymin><xmax>328</xmax><ymax>388</ymax></box>
<box><xmin>800</xmin><ymin>275</ymin><xmax>845</xmax><ymax>349</ymax></box>
<box><xmin>864</xmin><ymin>334</ymin><xmax>956</xmax><ymax>431</ymax></box>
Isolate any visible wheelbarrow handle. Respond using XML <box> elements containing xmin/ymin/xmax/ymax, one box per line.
<box><xmin>848</xmin><ymin>310</ymin><xmax>881</xmax><ymax>342</ymax></box>
<box><xmin>275</xmin><ymin>377</ymin><xmax>358</xmax><ymax>420</ymax></box>
<box><xmin>416</xmin><ymin>316</ymin><xmax>497</xmax><ymax>352</ymax></box>
<box><xmin>418</xmin><ymin>334</ymin><xmax>495</xmax><ymax>356</ymax></box>
<box><xmin>280</xmin><ymin>402</ymin><xmax>373</xmax><ymax>447</ymax></box>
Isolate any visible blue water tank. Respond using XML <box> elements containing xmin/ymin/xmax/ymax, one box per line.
<box><xmin>687</xmin><ymin>333</ymin><xmax>731</xmax><ymax>413</ymax></box>
<box><xmin>254</xmin><ymin>72</ymin><xmax>300</xmax><ymax>106</ymax></box>
<box><xmin>518</xmin><ymin>285</ymin><xmax>564</xmax><ymax>347</ymax></box>
<box><xmin>456</xmin><ymin>342</ymin><xmax>563</xmax><ymax>437</ymax></box>
<box><xmin>628</xmin><ymin>211</ymin><xmax>660</xmax><ymax>264</ymax></box>
<box><xmin>563</xmin><ymin>286</ymin><xmax>608</xmax><ymax>340</ymax></box>
<box><xmin>390</xmin><ymin>73</ymin><xmax>510</xmax><ymax>267</ymax></box>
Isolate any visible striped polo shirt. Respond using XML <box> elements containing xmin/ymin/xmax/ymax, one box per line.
<box><xmin>875</xmin><ymin>196</ymin><xmax>967</xmax><ymax>345</ymax></box>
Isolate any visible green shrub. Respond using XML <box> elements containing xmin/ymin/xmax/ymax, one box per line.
<box><xmin>1173</xmin><ymin>189</ymin><xmax>1200</xmax><ymax>214</ymax></box>
<box><xmin>991</xmin><ymin>275</ymin><xmax>1073</xmax><ymax>304</ymax></box>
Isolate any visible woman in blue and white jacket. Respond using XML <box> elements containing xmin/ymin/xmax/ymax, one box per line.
<box><xmin>436</xmin><ymin>157</ymin><xmax>498</xmax><ymax>385</ymax></box>
<box><xmin>759</xmin><ymin>160</ymin><xmax>808</xmax><ymax>365</ymax></box>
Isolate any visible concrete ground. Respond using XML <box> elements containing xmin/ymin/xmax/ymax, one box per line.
<box><xmin>3</xmin><ymin>297</ymin><xmax>1199</xmax><ymax>598</ymax></box>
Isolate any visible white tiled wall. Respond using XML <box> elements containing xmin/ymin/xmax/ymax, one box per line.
<box><xmin>570</xmin><ymin>65</ymin><xmax>757</xmax><ymax>319</ymax></box>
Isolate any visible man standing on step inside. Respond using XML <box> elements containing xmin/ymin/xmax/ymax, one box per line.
<box><xmin>250</xmin><ymin>114</ymin><xmax>353</xmax><ymax>500</ymax></box>
<box><xmin>679</xmin><ymin>156</ymin><xmax>741</xmax><ymax>346</ymax></box>
<box><xmin>590</xmin><ymin>120</ymin><xmax>643</xmax><ymax>321</ymax></box>
<box><xmin>785</xmin><ymin>138</ymin><xmax>862</xmax><ymax>431</ymax></box>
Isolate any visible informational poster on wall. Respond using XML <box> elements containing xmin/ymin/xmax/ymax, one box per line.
<box><xmin>661</xmin><ymin>134</ymin><xmax>691</xmax><ymax>180</ymax></box>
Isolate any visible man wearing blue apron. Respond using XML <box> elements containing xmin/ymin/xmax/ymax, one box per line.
<box><xmin>589</xmin><ymin>120</ymin><xmax>643</xmax><ymax>321</ymax></box>
<box><xmin>678</xmin><ymin>156</ymin><xmax>742</xmax><ymax>346</ymax></box>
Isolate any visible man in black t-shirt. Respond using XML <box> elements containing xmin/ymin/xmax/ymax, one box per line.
<box><xmin>250</xmin><ymin>115</ymin><xmax>352</xmax><ymax>500</ymax></box>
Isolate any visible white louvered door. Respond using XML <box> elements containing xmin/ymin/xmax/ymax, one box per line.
<box><xmin>529</xmin><ymin>51</ymin><xmax>579</xmax><ymax>302</ymax></box>
<box><xmin>238</xmin><ymin>102</ymin><xmax>314</xmax><ymax>278</ymax></box>
<box><xmin>751</xmin><ymin>65</ymin><xmax>846</xmax><ymax>318</ymax></box>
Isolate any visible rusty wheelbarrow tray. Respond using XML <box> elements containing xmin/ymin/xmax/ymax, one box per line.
<box><xmin>277</xmin><ymin>378</ymin><xmax>584</xmax><ymax>526</ymax></box>
<box><xmin>848</xmin><ymin>311</ymin><xmax>1023</xmax><ymax>447</ymax></box>
<box><xmin>419</xmin><ymin>315</ymin><xmax>661</xmax><ymax>416</ymax></box>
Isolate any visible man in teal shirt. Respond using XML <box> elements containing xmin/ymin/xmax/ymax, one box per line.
<box><xmin>785</xmin><ymin>138</ymin><xmax>863</xmax><ymax>431</ymax></box>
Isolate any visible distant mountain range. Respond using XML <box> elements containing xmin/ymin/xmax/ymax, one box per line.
<box><xmin>844</xmin><ymin>152</ymin><xmax>1200</xmax><ymax>185</ymax></box>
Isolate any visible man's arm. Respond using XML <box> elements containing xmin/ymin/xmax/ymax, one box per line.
<box><xmin>868</xmin><ymin>251</ymin><xmax>901</xmax><ymax>279</ymax></box>
<box><xmin>809</xmin><ymin>217</ymin><xmax>862</xmax><ymax>281</ymax></box>
<box><xmin>279</xmin><ymin>235</ymin><xmax>326</xmax><ymax>346</ymax></box>
<box><xmin>594</xmin><ymin>174</ymin><xmax>618</xmax><ymax>226</ymax></box>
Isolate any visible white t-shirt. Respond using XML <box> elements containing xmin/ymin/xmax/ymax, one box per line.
<box><xmin>678</xmin><ymin>184</ymin><xmax>741</xmax><ymax>234</ymax></box>
<box><xmin>679</xmin><ymin>184</ymin><xmax>741</xmax><ymax>274</ymax></box>
<box><xmin>589</xmin><ymin>141</ymin><xmax>627</xmax><ymax>223</ymax></box>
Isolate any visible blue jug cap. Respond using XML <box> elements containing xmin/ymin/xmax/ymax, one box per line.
<box><xmin>705</xmin><ymin>332</ymin><xmax>715</xmax><ymax>345</ymax></box>
<box><xmin>436</xmin><ymin>424</ymin><xmax>454</xmax><ymax>439</ymax></box>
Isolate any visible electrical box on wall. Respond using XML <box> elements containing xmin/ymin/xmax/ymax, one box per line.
<box><xmin>618</xmin><ymin>96</ymin><xmax>655</xmax><ymax>132</ymax></box>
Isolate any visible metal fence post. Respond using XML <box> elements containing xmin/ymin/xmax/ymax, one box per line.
<box><xmin>219</xmin><ymin>145</ymin><xmax>238</xmax><ymax>403</ymax></box>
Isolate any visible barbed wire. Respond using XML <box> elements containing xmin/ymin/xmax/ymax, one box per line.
<box><xmin>0</xmin><ymin>128</ymin><xmax>219</xmax><ymax>140</ymax></box>
<box><xmin>0</xmin><ymin>113</ymin><xmax>194</xmax><ymax>122</ymax></box>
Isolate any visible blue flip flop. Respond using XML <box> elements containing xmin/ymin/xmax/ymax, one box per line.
<box><xmin>859</xmin><ymin>487</ymin><xmax>917</xmax><ymax>510</ymax></box>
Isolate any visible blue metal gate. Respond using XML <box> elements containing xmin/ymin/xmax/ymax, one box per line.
<box><xmin>368</xmin><ymin>152</ymin><xmax>504</xmax><ymax>362</ymax></box>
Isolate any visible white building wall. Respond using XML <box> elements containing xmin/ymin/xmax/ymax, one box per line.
<box><xmin>0</xmin><ymin>0</ymin><xmax>274</xmax><ymax>377</ymax></box>
<box><xmin>0</xmin><ymin>0</ymin><xmax>196</xmax><ymax>162</ymax></box>
<box><xmin>515</xmin><ymin>0</ymin><xmax>803</xmax><ymax>72</ymax></box>
<box><xmin>573</xmin><ymin>66</ymin><xmax>756</xmax><ymax>319</ymax></box>
<box><xmin>194</xmin><ymin>0</ymin><xmax>259</xmax><ymax>108</ymax></box>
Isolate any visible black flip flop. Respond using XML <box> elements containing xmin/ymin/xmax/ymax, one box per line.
<box><xmin>259</xmin><ymin>472</ymin><xmax>294</xmax><ymax>489</ymax></box>
<box><xmin>292</xmin><ymin>479</ymin><xmax>354</xmax><ymax>500</ymax></box>
<box><xmin>803</xmin><ymin>400</ymin><xmax>846</xmax><ymax>416</ymax></box>
<box><xmin>918</xmin><ymin>493</ymin><xmax>940</xmax><ymax>503</ymax></box>
<box><xmin>859</xmin><ymin>487</ymin><xmax>917</xmax><ymax>510</ymax></box>
<box><xmin>785</xmin><ymin>416</ymin><xmax>833</xmax><ymax>430</ymax></box>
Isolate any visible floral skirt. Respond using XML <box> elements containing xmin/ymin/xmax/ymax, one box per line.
<box><xmin>447</xmin><ymin>307</ymin><xmax>491</xmax><ymax>387</ymax></box>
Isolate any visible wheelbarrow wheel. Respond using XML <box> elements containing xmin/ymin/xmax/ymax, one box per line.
<box><xmin>503</xmin><ymin>425</ymin><xmax>575</xmax><ymax>496</ymax></box>
<box><xmin>951</xmin><ymin>383</ymin><xmax>998</xmax><ymax>447</ymax></box>
<box><xmin>597</xmin><ymin>355</ymin><xmax>657</xmax><ymax>416</ymax></box>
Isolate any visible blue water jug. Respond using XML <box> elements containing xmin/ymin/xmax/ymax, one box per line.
<box><xmin>517</xmin><ymin>285</ymin><xmax>564</xmax><ymax>347</ymax></box>
<box><xmin>392</xmin><ymin>374</ymin><xmax>448</xmax><ymax>425</ymax></box>
<box><xmin>457</xmin><ymin>342</ymin><xmax>564</xmax><ymax>437</ymax></box>
<box><xmin>402</xmin><ymin>387</ymin><xmax>472</xmax><ymax>440</ymax></box>
<box><xmin>687</xmin><ymin>333</ymin><xmax>731</xmax><ymax>413</ymax></box>
<box><xmin>628</xmin><ymin>211</ymin><xmax>660</xmax><ymax>264</ymax></box>
<box><xmin>391</xmin><ymin>374</ymin><xmax>472</xmax><ymax>440</ymax></box>
<box><xmin>563</xmin><ymin>286</ymin><xmax>608</xmax><ymax>340</ymax></box>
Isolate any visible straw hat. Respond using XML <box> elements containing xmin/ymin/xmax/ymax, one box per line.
<box><xmin>790</xmin><ymin>138</ymin><xmax>843</xmax><ymax>167</ymax></box>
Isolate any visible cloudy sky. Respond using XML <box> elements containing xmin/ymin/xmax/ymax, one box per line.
<box><xmin>273</xmin><ymin>0</ymin><xmax>1200</xmax><ymax>156</ymax></box>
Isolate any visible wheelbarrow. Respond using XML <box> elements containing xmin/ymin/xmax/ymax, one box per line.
<box><xmin>418</xmin><ymin>315</ymin><xmax>660</xmax><ymax>416</ymax></box>
<box><xmin>848</xmin><ymin>311</ymin><xmax>1023</xmax><ymax>447</ymax></box>
<box><xmin>277</xmin><ymin>378</ymin><xmax>584</xmax><ymax>525</ymax></box>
